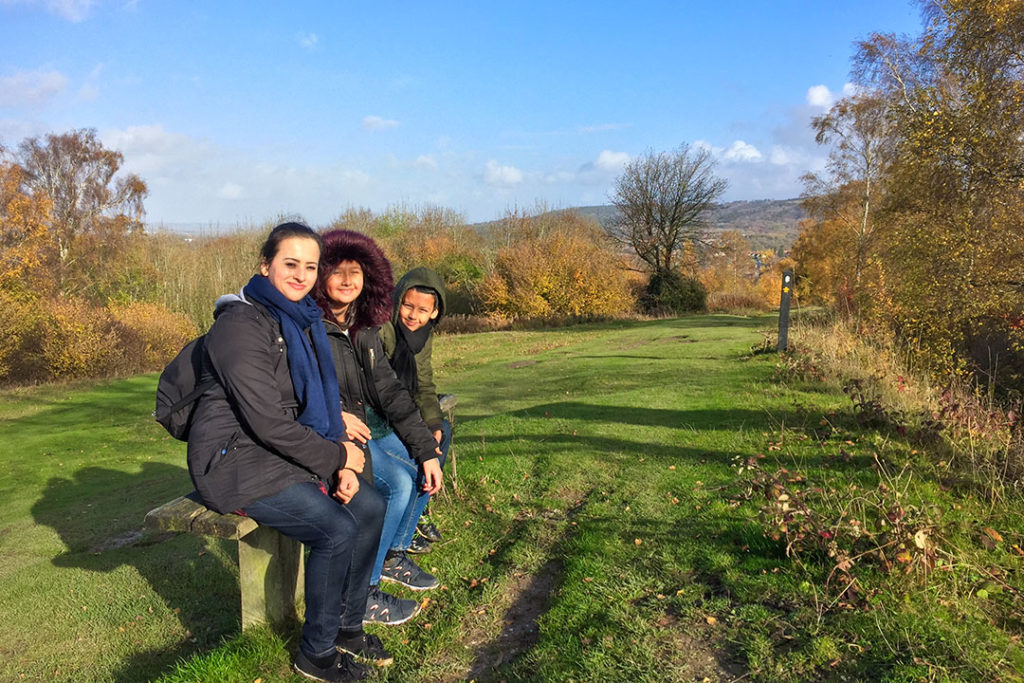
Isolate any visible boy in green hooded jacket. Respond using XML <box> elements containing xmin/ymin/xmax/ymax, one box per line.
<box><xmin>371</xmin><ymin>267</ymin><xmax>450</xmax><ymax>553</ymax></box>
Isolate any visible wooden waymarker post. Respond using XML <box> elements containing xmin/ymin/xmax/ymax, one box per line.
<box><xmin>778</xmin><ymin>269</ymin><xmax>794</xmax><ymax>351</ymax></box>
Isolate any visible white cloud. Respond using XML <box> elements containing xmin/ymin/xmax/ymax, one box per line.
<box><xmin>0</xmin><ymin>69</ymin><xmax>68</xmax><ymax>106</ymax></box>
<box><xmin>414</xmin><ymin>155</ymin><xmax>437</xmax><ymax>170</ymax></box>
<box><xmin>578</xmin><ymin>122</ymin><xmax>629</xmax><ymax>134</ymax></box>
<box><xmin>297</xmin><ymin>32</ymin><xmax>319</xmax><ymax>50</ymax></box>
<box><xmin>361</xmin><ymin>115</ymin><xmax>399</xmax><ymax>131</ymax></box>
<box><xmin>76</xmin><ymin>63</ymin><xmax>103</xmax><ymax>102</ymax></box>
<box><xmin>0</xmin><ymin>0</ymin><xmax>96</xmax><ymax>21</ymax></box>
<box><xmin>216</xmin><ymin>182</ymin><xmax>244</xmax><ymax>200</ymax></box>
<box><xmin>806</xmin><ymin>84</ymin><xmax>834</xmax><ymax>109</ymax></box>
<box><xmin>722</xmin><ymin>140</ymin><xmax>762</xmax><ymax>162</ymax></box>
<box><xmin>483</xmin><ymin>160</ymin><xmax>523</xmax><ymax>187</ymax></box>
<box><xmin>594</xmin><ymin>150</ymin><xmax>630</xmax><ymax>172</ymax></box>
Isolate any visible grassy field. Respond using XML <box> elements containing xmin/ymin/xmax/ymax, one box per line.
<box><xmin>1</xmin><ymin>314</ymin><xmax>1020</xmax><ymax>682</ymax></box>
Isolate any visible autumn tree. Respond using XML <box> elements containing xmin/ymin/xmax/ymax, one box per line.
<box><xmin>0</xmin><ymin>162</ymin><xmax>55</xmax><ymax>297</ymax></box>
<box><xmin>13</xmin><ymin>129</ymin><xmax>148</xmax><ymax>298</ymax></box>
<box><xmin>611</xmin><ymin>143</ymin><xmax>727</xmax><ymax>276</ymax></box>
<box><xmin>797</xmin><ymin>94</ymin><xmax>893</xmax><ymax>316</ymax></box>
<box><xmin>800</xmin><ymin>0</ymin><xmax>1024</xmax><ymax>388</ymax></box>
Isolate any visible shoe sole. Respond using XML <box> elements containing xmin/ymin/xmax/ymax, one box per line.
<box><xmin>380</xmin><ymin>574</ymin><xmax>439</xmax><ymax>591</ymax></box>
<box><xmin>362</xmin><ymin>602</ymin><xmax>421</xmax><ymax>626</ymax></box>
<box><xmin>293</xmin><ymin>663</ymin><xmax>336</xmax><ymax>682</ymax></box>
<box><xmin>406</xmin><ymin>546</ymin><xmax>432</xmax><ymax>555</ymax></box>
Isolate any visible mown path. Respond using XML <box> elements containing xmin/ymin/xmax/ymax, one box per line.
<box><xmin>1</xmin><ymin>314</ymin><xmax>845</xmax><ymax>682</ymax></box>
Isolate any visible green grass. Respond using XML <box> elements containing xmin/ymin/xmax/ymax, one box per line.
<box><xmin>1</xmin><ymin>314</ymin><xmax>1020</xmax><ymax>681</ymax></box>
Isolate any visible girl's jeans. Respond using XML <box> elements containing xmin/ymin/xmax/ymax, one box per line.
<box><xmin>242</xmin><ymin>478</ymin><xmax>384</xmax><ymax>658</ymax></box>
<box><xmin>367</xmin><ymin>419</ymin><xmax>451</xmax><ymax>584</ymax></box>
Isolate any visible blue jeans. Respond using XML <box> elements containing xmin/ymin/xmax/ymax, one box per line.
<box><xmin>367</xmin><ymin>419</ymin><xmax>450</xmax><ymax>584</ymax></box>
<box><xmin>241</xmin><ymin>478</ymin><xmax>384</xmax><ymax>658</ymax></box>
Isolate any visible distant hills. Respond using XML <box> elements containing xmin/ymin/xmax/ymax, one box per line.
<box><xmin>562</xmin><ymin>199</ymin><xmax>805</xmax><ymax>252</ymax></box>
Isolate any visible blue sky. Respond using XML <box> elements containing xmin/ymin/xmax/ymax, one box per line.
<box><xmin>0</xmin><ymin>1</ymin><xmax>923</xmax><ymax>228</ymax></box>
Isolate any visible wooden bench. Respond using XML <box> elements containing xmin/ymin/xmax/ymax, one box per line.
<box><xmin>144</xmin><ymin>393</ymin><xmax>457</xmax><ymax>631</ymax></box>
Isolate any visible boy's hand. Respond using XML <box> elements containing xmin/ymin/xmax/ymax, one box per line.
<box><xmin>342</xmin><ymin>411</ymin><xmax>371</xmax><ymax>444</ymax></box>
<box><xmin>421</xmin><ymin>457</ymin><xmax>443</xmax><ymax>495</ymax></box>
<box><xmin>433</xmin><ymin>429</ymin><xmax>443</xmax><ymax>445</ymax></box>
<box><xmin>342</xmin><ymin>441</ymin><xmax>365</xmax><ymax>473</ymax></box>
<box><xmin>333</xmin><ymin>468</ymin><xmax>360</xmax><ymax>504</ymax></box>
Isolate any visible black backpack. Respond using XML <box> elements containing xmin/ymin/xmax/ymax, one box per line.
<box><xmin>154</xmin><ymin>335</ymin><xmax>218</xmax><ymax>441</ymax></box>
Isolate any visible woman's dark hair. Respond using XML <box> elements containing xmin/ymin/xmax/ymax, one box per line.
<box><xmin>314</xmin><ymin>229</ymin><xmax>394</xmax><ymax>333</ymax></box>
<box><xmin>259</xmin><ymin>222</ymin><xmax>323</xmax><ymax>265</ymax></box>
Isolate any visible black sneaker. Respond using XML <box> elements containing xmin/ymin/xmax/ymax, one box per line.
<box><xmin>294</xmin><ymin>650</ymin><xmax>368</xmax><ymax>682</ymax></box>
<box><xmin>363</xmin><ymin>584</ymin><xmax>420</xmax><ymax>625</ymax></box>
<box><xmin>380</xmin><ymin>549</ymin><xmax>440</xmax><ymax>590</ymax></box>
<box><xmin>417</xmin><ymin>518</ymin><xmax>442</xmax><ymax>542</ymax></box>
<box><xmin>407</xmin><ymin>534</ymin><xmax>433</xmax><ymax>555</ymax></box>
<box><xmin>336</xmin><ymin>630</ymin><xmax>393</xmax><ymax>667</ymax></box>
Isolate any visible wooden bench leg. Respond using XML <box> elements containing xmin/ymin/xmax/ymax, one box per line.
<box><xmin>237</xmin><ymin>525</ymin><xmax>304</xmax><ymax>631</ymax></box>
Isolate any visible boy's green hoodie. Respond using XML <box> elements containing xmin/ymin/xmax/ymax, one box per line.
<box><xmin>379</xmin><ymin>267</ymin><xmax>447</xmax><ymax>430</ymax></box>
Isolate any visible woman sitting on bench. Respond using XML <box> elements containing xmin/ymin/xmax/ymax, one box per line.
<box><xmin>186</xmin><ymin>222</ymin><xmax>389</xmax><ymax>682</ymax></box>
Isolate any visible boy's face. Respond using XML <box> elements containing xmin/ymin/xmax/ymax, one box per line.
<box><xmin>399</xmin><ymin>289</ymin><xmax>438</xmax><ymax>331</ymax></box>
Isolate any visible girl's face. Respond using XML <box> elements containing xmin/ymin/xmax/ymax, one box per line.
<box><xmin>326</xmin><ymin>260</ymin><xmax>364</xmax><ymax>311</ymax></box>
<box><xmin>259</xmin><ymin>236</ymin><xmax>320</xmax><ymax>302</ymax></box>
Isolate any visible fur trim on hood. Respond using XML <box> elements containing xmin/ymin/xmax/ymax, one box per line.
<box><xmin>314</xmin><ymin>229</ymin><xmax>394</xmax><ymax>334</ymax></box>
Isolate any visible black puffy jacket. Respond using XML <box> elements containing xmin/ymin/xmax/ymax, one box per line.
<box><xmin>325</xmin><ymin>319</ymin><xmax>438</xmax><ymax>466</ymax></box>
<box><xmin>187</xmin><ymin>298</ymin><xmax>349</xmax><ymax>513</ymax></box>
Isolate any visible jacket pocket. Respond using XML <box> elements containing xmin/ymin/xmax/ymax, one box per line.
<box><xmin>204</xmin><ymin>430</ymin><xmax>241</xmax><ymax>475</ymax></box>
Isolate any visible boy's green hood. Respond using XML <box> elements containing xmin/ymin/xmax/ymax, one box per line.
<box><xmin>392</xmin><ymin>267</ymin><xmax>447</xmax><ymax>322</ymax></box>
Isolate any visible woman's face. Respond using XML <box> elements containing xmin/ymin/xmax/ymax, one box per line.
<box><xmin>326</xmin><ymin>260</ymin><xmax>364</xmax><ymax>310</ymax></box>
<box><xmin>259</xmin><ymin>236</ymin><xmax>321</xmax><ymax>302</ymax></box>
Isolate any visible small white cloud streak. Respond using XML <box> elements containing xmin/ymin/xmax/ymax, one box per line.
<box><xmin>414</xmin><ymin>155</ymin><xmax>437</xmax><ymax>170</ymax></box>
<box><xmin>0</xmin><ymin>0</ymin><xmax>96</xmax><ymax>21</ymax></box>
<box><xmin>361</xmin><ymin>115</ymin><xmax>399</xmax><ymax>131</ymax></box>
<box><xmin>217</xmin><ymin>182</ymin><xmax>244</xmax><ymax>200</ymax></box>
<box><xmin>297</xmin><ymin>32</ymin><xmax>319</xmax><ymax>50</ymax></box>
<box><xmin>806</xmin><ymin>84</ymin><xmax>834</xmax><ymax>109</ymax></box>
<box><xmin>723</xmin><ymin>140</ymin><xmax>762</xmax><ymax>162</ymax></box>
<box><xmin>0</xmin><ymin>69</ymin><xmax>68</xmax><ymax>106</ymax></box>
<box><xmin>483</xmin><ymin>160</ymin><xmax>523</xmax><ymax>187</ymax></box>
<box><xmin>594</xmin><ymin>150</ymin><xmax>630</xmax><ymax>171</ymax></box>
<box><xmin>577</xmin><ymin>122</ymin><xmax>629</xmax><ymax>134</ymax></box>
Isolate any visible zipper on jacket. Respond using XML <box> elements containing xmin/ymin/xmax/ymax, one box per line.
<box><xmin>369</xmin><ymin>347</ymin><xmax>375</xmax><ymax>370</ymax></box>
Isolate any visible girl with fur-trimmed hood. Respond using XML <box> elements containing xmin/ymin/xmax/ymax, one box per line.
<box><xmin>314</xmin><ymin>229</ymin><xmax>442</xmax><ymax>628</ymax></box>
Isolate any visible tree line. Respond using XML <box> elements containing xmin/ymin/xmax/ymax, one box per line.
<box><xmin>1</xmin><ymin>129</ymin><xmax>787</xmax><ymax>386</ymax></box>
<box><xmin>792</xmin><ymin>0</ymin><xmax>1024</xmax><ymax>397</ymax></box>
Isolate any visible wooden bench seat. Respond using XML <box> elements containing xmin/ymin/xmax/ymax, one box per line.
<box><xmin>144</xmin><ymin>393</ymin><xmax>457</xmax><ymax>631</ymax></box>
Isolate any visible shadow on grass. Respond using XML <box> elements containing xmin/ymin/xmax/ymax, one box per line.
<box><xmin>31</xmin><ymin>462</ymin><xmax>241</xmax><ymax>682</ymax></box>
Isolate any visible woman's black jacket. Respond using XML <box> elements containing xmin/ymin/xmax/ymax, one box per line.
<box><xmin>324</xmin><ymin>318</ymin><xmax>438</xmax><ymax>466</ymax></box>
<box><xmin>186</xmin><ymin>298</ymin><xmax>350</xmax><ymax>514</ymax></box>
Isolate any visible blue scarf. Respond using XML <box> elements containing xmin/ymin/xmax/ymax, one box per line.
<box><xmin>243</xmin><ymin>274</ymin><xmax>344</xmax><ymax>442</ymax></box>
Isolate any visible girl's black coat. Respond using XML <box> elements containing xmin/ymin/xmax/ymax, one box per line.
<box><xmin>324</xmin><ymin>319</ymin><xmax>438</xmax><ymax>466</ymax></box>
<box><xmin>186</xmin><ymin>300</ymin><xmax>349</xmax><ymax>514</ymax></box>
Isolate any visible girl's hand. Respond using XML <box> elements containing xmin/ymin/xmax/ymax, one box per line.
<box><xmin>433</xmin><ymin>429</ymin><xmax>443</xmax><ymax>445</ymax></box>
<box><xmin>333</xmin><ymin>468</ymin><xmax>360</xmax><ymax>504</ymax></box>
<box><xmin>421</xmin><ymin>457</ymin><xmax>443</xmax><ymax>495</ymax></box>
<box><xmin>342</xmin><ymin>441</ymin><xmax>365</xmax><ymax>473</ymax></box>
<box><xmin>342</xmin><ymin>411</ymin><xmax>371</xmax><ymax>444</ymax></box>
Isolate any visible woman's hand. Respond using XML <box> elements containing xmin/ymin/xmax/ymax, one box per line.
<box><xmin>421</xmin><ymin>457</ymin><xmax>443</xmax><ymax>496</ymax></box>
<box><xmin>342</xmin><ymin>441</ymin><xmax>365</xmax><ymax>473</ymax></box>
<box><xmin>433</xmin><ymin>429</ymin><xmax>443</xmax><ymax>445</ymax></box>
<box><xmin>333</xmin><ymin>468</ymin><xmax>360</xmax><ymax>504</ymax></box>
<box><xmin>341</xmin><ymin>411</ymin><xmax>371</xmax><ymax>444</ymax></box>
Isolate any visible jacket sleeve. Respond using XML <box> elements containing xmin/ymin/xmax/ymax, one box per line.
<box><xmin>367</xmin><ymin>334</ymin><xmax>439</xmax><ymax>464</ymax></box>
<box><xmin>414</xmin><ymin>335</ymin><xmax>444</xmax><ymax>430</ymax></box>
<box><xmin>206</xmin><ymin>307</ymin><xmax>348</xmax><ymax>479</ymax></box>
